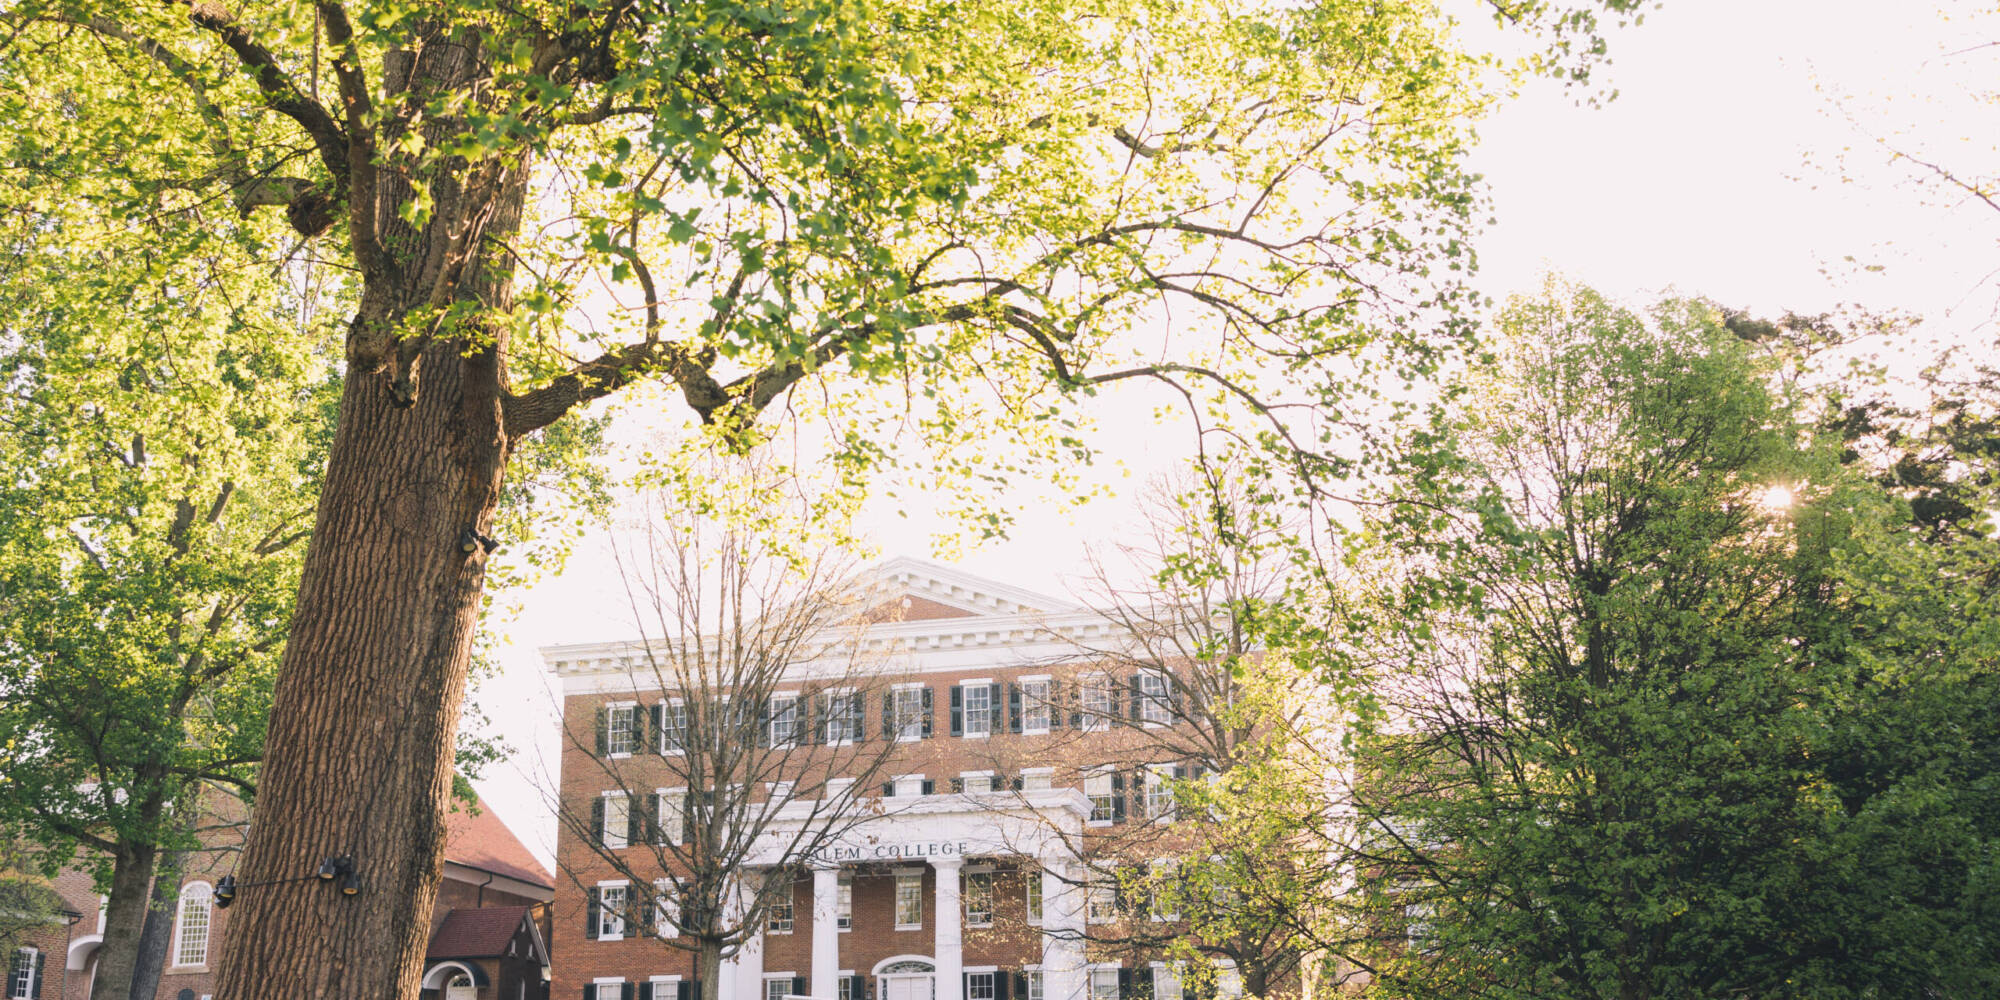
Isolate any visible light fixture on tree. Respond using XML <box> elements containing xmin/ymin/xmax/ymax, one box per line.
<box><xmin>213</xmin><ymin>856</ymin><xmax>362</xmax><ymax>909</ymax></box>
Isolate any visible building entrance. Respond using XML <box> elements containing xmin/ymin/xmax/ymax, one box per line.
<box><xmin>879</xmin><ymin>960</ymin><xmax>937</xmax><ymax>1000</ymax></box>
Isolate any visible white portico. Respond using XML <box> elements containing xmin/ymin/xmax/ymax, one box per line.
<box><xmin>726</xmin><ymin>788</ymin><xmax>1094</xmax><ymax>1000</ymax></box>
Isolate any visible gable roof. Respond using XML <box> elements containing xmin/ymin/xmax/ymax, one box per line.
<box><xmin>443</xmin><ymin>796</ymin><xmax>552</xmax><ymax>889</ymax></box>
<box><xmin>426</xmin><ymin>905</ymin><xmax>544</xmax><ymax>960</ymax></box>
<box><xmin>851</xmin><ymin>556</ymin><xmax>1078</xmax><ymax>620</ymax></box>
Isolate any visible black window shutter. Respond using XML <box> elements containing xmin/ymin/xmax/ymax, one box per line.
<box><xmin>595</xmin><ymin>707</ymin><xmax>610</xmax><ymax>755</ymax></box>
<box><xmin>920</xmin><ymin>688</ymin><xmax>934</xmax><ymax>738</ymax></box>
<box><xmin>585</xmin><ymin>888</ymin><xmax>601</xmax><ymax>939</ymax></box>
<box><xmin>1117</xmin><ymin>969</ymin><xmax>1134</xmax><ymax>1000</ymax></box>
<box><xmin>1068</xmin><ymin>681</ymin><xmax>1082</xmax><ymax>729</ymax></box>
<box><xmin>1007</xmin><ymin>684</ymin><xmax>1022</xmax><ymax>733</ymax></box>
<box><xmin>590</xmin><ymin>797</ymin><xmax>606</xmax><ymax>844</ymax></box>
<box><xmin>950</xmin><ymin>685</ymin><xmax>964</xmax><ymax>737</ymax></box>
<box><xmin>883</xmin><ymin>782</ymin><xmax>896</xmax><ymax>798</ymax></box>
<box><xmin>756</xmin><ymin>701</ymin><xmax>772</xmax><ymax>747</ymax></box>
<box><xmin>949</xmin><ymin>777</ymin><xmax>964</xmax><ymax>794</ymax></box>
<box><xmin>627</xmin><ymin>797</ymin><xmax>643</xmax><ymax>845</ymax></box>
<box><xmin>794</xmin><ymin>977</ymin><xmax>808</xmax><ymax>996</ymax></box>
<box><xmin>1131</xmin><ymin>769</ymin><xmax>1146</xmax><ymax>820</ymax></box>
<box><xmin>681</xmin><ymin>981</ymin><xmax>697</xmax><ymax>1000</ymax></box>
<box><xmin>1137</xmin><ymin>968</ymin><xmax>1155</xmax><ymax>999</ymax></box>
<box><xmin>1011</xmin><ymin>974</ymin><xmax>1027</xmax><ymax>1000</ymax></box>
<box><xmin>644</xmin><ymin>793</ymin><xmax>661</xmax><ymax>844</ymax></box>
<box><xmin>641</xmin><ymin>984</ymin><xmax>656</xmax><ymax>1000</ymax></box>
<box><xmin>1129</xmin><ymin>673</ymin><xmax>1144</xmax><ymax>721</ymax></box>
<box><xmin>585</xmin><ymin>988</ymin><xmax>596</xmax><ymax>1000</ymax></box>
<box><xmin>816</xmin><ymin>693</ymin><xmax>831</xmax><ymax>743</ymax></box>
<box><xmin>882</xmin><ymin>693</ymin><xmax>894</xmax><ymax>739</ymax></box>
<box><xmin>1174</xmin><ymin>764</ymin><xmax>1189</xmax><ymax>781</ymax></box>
<box><xmin>1167</xmin><ymin>674</ymin><xmax>1183</xmax><ymax>715</ymax></box>
<box><xmin>1110</xmin><ymin>773</ymin><xmax>1126</xmax><ymax>823</ymax></box>
<box><xmin>1010</xmin><ymin>775</ymin><xmax>1023</xmax><ymax>791</ymax></box>
<box><xmin>623</xmin><ymin>983</ymin><xmax>637</xmax><ymax>1000</ymax></box>
<box><xmin>1108</xmin><ymin>679</ymin><xmax>1124</xmax><ymax>722</ymax></box>
<box><xmin>650</xmin><ymin>704</ymin><xmax>664</xmax><ymax>752</ymax></box>
<box><xmin>30</xmin><ymin>954</ymin><xmax>42</xmax><ymax>1000</ymax></box>
<box><xmin>681</xmin><ymin>795</ymin><xmax>695</xmax><ymax>843</ymax></box>
<box><xmin>988</xmin><ymin>684</ymin><xmax>1003</xmax><ymax>732</ymax></box>
<box><xmin>634</xmin><ymin>704</ymin><xmax>650</xmax><ymax>750</ymax></box>
<box><xmin>995</xmin><ymin>974</ymin><xmax>1011</xmax><ymax>1000</ymax></box>
<box><xmin>921</xmin><ymin>778</ymin><xmax>935</xmax><ymax>796</ymax></box>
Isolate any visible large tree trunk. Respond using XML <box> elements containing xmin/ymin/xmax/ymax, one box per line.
<box><xmin>91</xmin><ymin>839</ymin><xmax>158</xmax><ymax>1000</ymax></box>
<box><xmin>128</xmin><ymin>843</ymin><xmax>188</xmax><ymax>1000</ymax></box>
<box><xmin>213</xmin><ymin>31</ymin><xmax>531</xmax><ymax>993</ymax></box>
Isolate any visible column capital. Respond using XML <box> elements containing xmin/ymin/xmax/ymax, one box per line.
<box><xmin>930</xmin><ymin>855</ymin><xmax>966</xmax><ymax>872</ymax></box>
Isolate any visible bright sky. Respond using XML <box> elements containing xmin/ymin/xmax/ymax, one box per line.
<box><xmin>466</xmin><ymin>0</ymin><xmax>1999</xmax><ymax>870</ymax></box>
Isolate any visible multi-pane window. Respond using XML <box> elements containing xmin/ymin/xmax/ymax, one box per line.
<box><xmin>1080</xmin><ymin>675</ymin><xmax>1111</xmax><ymax>730</ymax></box>
<box><xmin>661</xmin><ymin>701</ymin><xmax>688</xmax><ymax>754</ymax></box>
<box><xmin>655</xmin><ymin>878</ymin><xmax>679</xmax><ymax>937</ymax></box>
<box><xmin>1153</xmin><ymin>967</ymin><xmax>1183</xmax><ymax>1000</ymax></box>
<box><xmin>1085</xmin><ymin>770</ymin><xmax>1116</xmax><ymax>823</ymax></box>
<box><xmin>962</xmin><ymin>684</ymin><xmax>992</xmax><ymax>737</ymax></box>
<box><xmin>1148</xmin><ymin>862</ymin><xmax>1180</xmax><ymax>922</ymax></box>
<box><xmin>963</xmin><ymin>870</ymin><xmax>993</xmax><ymax>926</ymax></box>
<box><xmin>1021</xmin><ymin>679</ymin><xmax>1051</xmax><ymax>733</ymax></box>
<box><xmin>1025</xmin><ymin>867</ymin><xmax>1044</xmax><ymax>923</ymax></box>
<box><xmin>1145</xmin><ymin>767</ymin><xmax>1175</xmax><ymax>821</ymax></box>
<box><xmin>967</xmin><ymin>973</ymin><xmax>996</xmax><ymax>1000</ymax></box>
<box><xmin>592</xmin><ymin>982</ymin><xmax>626</xmax><ymax>1000</ymax></box>
<box><xmin>659</xmin><ymin>789</ymin><xmax>687</xmax><ymax>846</ymax></box>
<box><xmin>598</xmin><ymin>885</ymin><xmax>629</xmax><ymax>939</ymax></box>
<box><xmin>8</xmin><ymin>948</ymin><xmax>36</xmax><ymax>1000</ymax></box>
<box><xmin>173</xmin><ymin>882</ymin><xmax>211</xmax><ymax>966</ymax></box>
<box><xmin>894</xmin><ymin>873</ymin><xmax>923</xmax><ymax>928</ymax></box>
<box><xmin>770</xmin><ymin>696</ymin><xmax>801</xmax><ymax>748</ymax></box>
<box><xmin>1086</xmin><ymin>882</ymin><xmax>1117</xmax><ymax>924</ymax></box>
<box><xmin>825</xmin><ymin>692</ymin><xmax>863</xmax><ymax>743</ymax></box>
<box><xmin>1025</xmin><ymin>972</ymin><xmax>1044</xmax><ymax>1000</ymax></box>
<box><xmin>838</xmin><ymin>978</ymin><xmax>858</xmax><ymax>1000</ymax></box>
<box><xmin>837</xmin><ymin>873</ymin><xmax>853</xmax><ymax>930</ymax></box>
<box><xmin>960</xmin><ymin>772</ymin><xmax>993</xmax><ymax>794</ymax></box>
<box><xmin>765</xmin><ymin>979</ymin><xmax>793</xmax><ymax>1000</ymax></box>
<box><xmin>1137</xmin><ymin>671</ymin><xmax>1172</xmax><ymax>725</ymax></box>
<box><xmin>606</xmin><ymin>703</ymin><xmax>638</xmax><ymax>755</ymax></box>
<box><xmin>766</xmin><ymin>873</ymin><xmax>795</xmax><ymax>933</ymax></box>
<box><xmin>1088</xmin><ymin>968</ymin><xmax>1120</xmax><ymax>1000</ymax></box>
<box><xmin>1216</xmin><ymin>963</ymin><xmax>1244</xmax><ymax>999</ymax></box>
<box><xmin>1021</xmin><ymin>768</ymin><xmax>1053</xmax><ymax>792</ymax></box>
<box><xmin>893</xmin><ymin>687</ymin><xmax>927</xmax><ymax>741</ymax></box>
<box><xmin>603</xmin><ymin>794</ymin><xmax>631</xmax><ymax>849</ymax></box>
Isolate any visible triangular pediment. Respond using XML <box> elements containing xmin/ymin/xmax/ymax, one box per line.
<box><xmin>849</xmin><ymin>556</ymin><xmax>1075</xmax><ymax>622</ymax></box>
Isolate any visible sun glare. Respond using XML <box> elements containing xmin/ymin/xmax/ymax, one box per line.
<box><xmin>1757</xmin><ymin>484</ymin><xmax>1795</xmax><ymax>512</ymax></box>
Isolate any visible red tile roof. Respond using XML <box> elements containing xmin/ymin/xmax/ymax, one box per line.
<box><xmin>426</xmin><ymin>905</ymin><xmax>535</xmax><ymax>959</ymax></box>
<box><xmin>443</xmin><ymin>796</ymin><xmax>553</xmax><ymax>889</ymax></box>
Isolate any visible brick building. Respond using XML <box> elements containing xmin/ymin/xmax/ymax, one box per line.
<box><xmin>7</xmin><ymin>792</ymin><xmax>553</xmax><ymax>1000</ymax></box>
<box><xmin>547</xmin><ymin>559</ymin><xmax>1223</xmax><ymax>1000</ymax></box>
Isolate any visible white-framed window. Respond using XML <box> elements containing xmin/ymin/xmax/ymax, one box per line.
<box><xmin>1020</xmin><ymin>677</ymin><xmax>1052</xmax><ymax>734</ymax></box>
<box><xmin>592</xmin><ymin>979</ymin><xmax>627</xmax><ymax>1000</ymax></box>
<box><xmin>967</xmin><ymin>972</ymin><xmax>996</xmax><ymax>1000</ymax></box>
<box><xmin>1024</xmin><ymin>867</ymin><xmax>1043</xmax><ymax>924</ymax></box>
<box><xmin>1085</xmin><ymin>768</ymin><xmax>1116</xmax><ymax>824</ymax></box>
<box><xmin>963</xmin><ymin>869</ymin><xmax>993</xmax><ymax>926</ymax></box>
<box><xmin>824</xmin><ymin>690</ymin><xmax>863</xmax><ymax>744</ymax></box>
<box><xmin>962</xmin><ymin>682</ymin><xmax>992</xmax><ymax>738</ymax></box>
<box><xmin>1404</xmin><ymin>898</ymin><xmax>1435</xmax><ymax>949</ymax></box>
<box><xmin>597</xmin><ymin>883</ymin><xmax>629</xmax><ymax>940</ymax></box>
<box><xmin>603</xmin><ymin>792</ymin><xmax>631</xmax><ymax>849</ymax></box>
<box><xmin>838</xmin><ymin>977</ymin><xmax>858</xmax><ymax>1000</ymax></box>
<box><xmin>764</xmin><ymin>978</ymin><xmax>794</xmax><ymax>1000</ymax></box>
<box><xmin>1080</xmin><ymin>675</ymin><xmax>1111</xmax><ymax>731</ymax></box>
<box><xmin>1025</xmin><ymin>971</ymin><xmax>1044</xmax><ymax>1000</ymax></box>
<box><xmin>1152</xmin><ymin>965</ymin><xmax>1183</xmax><ymax>1000</ymax></box>
<box><xmin>1086</xmin><ymin>881</ymin><xmax>1117</xmax><ymax>924</ymax></box>
<box><xmin>766</xmin><ymin>872</ymin><xmax>794</xmax><ymax>933</ymax></box>
<box><xmin>836</xmin><ymin>873</ymin><xmax>852</xmax><ymax>930</ymax></box>
<box><xmin>1137</xmin><ymin>671</ymin><xmax>1172</xmax><ymax>725</ymax></box>
<box><xmin>171</xmin><ymin>881</ymin><xmax>212</xmax><ymax>966</ymax></box>
<box><xmin>654</xmin><ymin>878</ymin><xmax>679</xmax><ymax>937</ymax></box>
<box><xmin>770</xmin><ymin>695</ymin><xmax>801</xmax><ymax>748</ymax></box>
<box><xmin>1088</xmin><ymin>966</ymin><xmax>1121</xmax><ymax>1000</ymax></box>
<box><xmin>894</xmin><ymin>872</ymin><xmax>923</xmax><ymax>928</ymax></box>
<box><xmin>1144</xmin><ymin>766</ymin><xmax>1175</xmax><ymax>821</ymax></box>
<box><xmin>7</xmin><ymin>947</ymin><xmax>38</xmax><ymax>1000</ymax></box>
<box><xmin>893</xmin><ymin>686</ymin><xmax>927</xmax><ymax>741</ymax></box>
<box><xmin>1148</xmin><ymin>860</ymin><xmax>1180</xmax><ymax>922</ymax></box>
<box><xmin>661</xmin><ymin>699</ymin><xmax>688</xmax><ymax>754</ymax></box>
<box><xmin>1021</xmin><ymin>767</ymin><xmax>1054</xmax><ymax>792</ymax></box>
<box><xmin>1215</xmin><ymin>961</ymin><xmax>1244</xmax><ymax>999</ymax></box>
<box><xmin>892</xmin><ymin>774</ymin><xmax>926</xmax><ymax>798</ymax></box>
<box><xmin>658</xmin><ymin>787</ymin><xmax>687</xmax><ymax>846</ymax></box>
<box><xmin>653</xmin><ymin>978</ymin><xmax>684</xmax><ymax>1000</ymax></box>
<box><xmin>606</xmin><ymin>702</ymin><xmax>638</xmax><ymax>755</ymax></box>
<box><xmin>959</xmin><ymin>771</ymin><xmax>993</xmax><ymax>794</ymax></box>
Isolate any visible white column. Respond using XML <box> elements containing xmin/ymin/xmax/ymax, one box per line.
<box><xmin>811</xmin><ymin>866</ymin><xmax>841</xmax><ymax>999</ymax></box>
<box><xmin>932</xmin><ymin>858</ymin><xmax>965</xmax><ymax>1000</ymax></box>
<box><xmin>1041</xmin><ymin>860</ymin><xmax>1086</xmax><ymax>1000</ymax></box>
<box><xmin>721</xmin><ymin>874</ymin><xmax>767</xmax><ymax>1000</ymax></box>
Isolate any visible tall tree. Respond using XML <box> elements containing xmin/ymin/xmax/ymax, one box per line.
<box><xmin>0</xmin><ymin>2</ymin><xmax>1641</xmax><ymax>994</ymax></box>
<box><xmin>0</xmin><ymin>204</ymin><xmax>337</xmax><ymax>999</ymax></box>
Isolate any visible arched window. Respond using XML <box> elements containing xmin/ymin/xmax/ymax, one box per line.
<box><xmin>172</xmin><ymin>882</ymin><xmax>213</xmax><ymax>967</ymax></box>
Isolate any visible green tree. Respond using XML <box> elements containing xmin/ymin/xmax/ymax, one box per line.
<box><xmin>1342</xmin><ymin>283</ymin><xmax>1922</xmax><ymax>998</ymax></box>
<box><xmin>0</xmin><ymin>2</ymin><xmax>1640</xmax><ymax>993</ymax></box>
<box><xmin>0</xmin><ymin>206</ymin><xmax>338</xmax><ymax>1000</ymax></box>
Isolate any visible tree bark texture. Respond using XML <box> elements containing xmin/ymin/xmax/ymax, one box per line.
<box><xmin>214</xmin><ymin>32</ymin><xmax>530</xmax><ymax>996</ymax></box>
<box><xmin>127</xmin><ymin>845</ymin><xmax>185</xmax><ymax>1000</ymax></box>
<box><xmin>92</xmin><ymin>841</ymin><xmax>158</xmax><ymax>1000</ymax></box>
